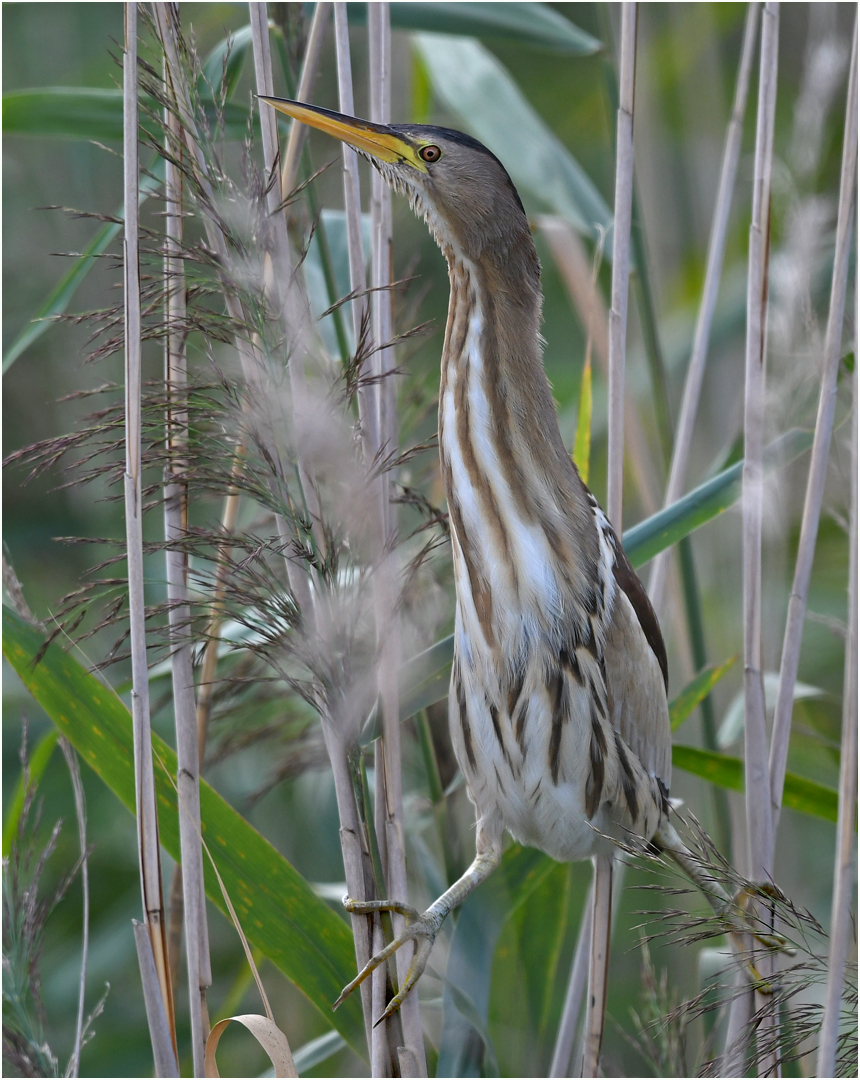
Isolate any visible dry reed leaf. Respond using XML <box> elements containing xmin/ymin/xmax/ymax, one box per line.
<box><xmin>204</xmin><ymin>1013</ymin><xmax>297</xmax><ymax>1078</ymax></box>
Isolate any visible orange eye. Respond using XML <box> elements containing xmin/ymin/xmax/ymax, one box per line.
<box><xmin>419</xmin><ymin>144</ymin><xmax>442</xmax><ymax>163</ymax></box>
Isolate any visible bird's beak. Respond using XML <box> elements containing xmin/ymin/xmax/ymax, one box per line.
<box><xmin>259</xmin><ymin>96</ymin><xmax>426</xmax><ymax>172</ymax></box>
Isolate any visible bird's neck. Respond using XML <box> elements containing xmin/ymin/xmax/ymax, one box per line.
<box><xmin>438</xmin><ymin>249</ymin><xmax>601</xmax><ymax>652</ymax></box>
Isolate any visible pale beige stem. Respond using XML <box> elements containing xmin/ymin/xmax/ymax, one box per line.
<box><xmin>280</xmin><ymin>3</ymin><xmax>332</xmax><ymax>199</ymax></box>
<box><xmin>582</xmin><ymin>854</ymin><xmax>613</xmax><ymax>1078</ymax></box>
<box><xmin>124</xmin><ymin>4</ymin><xmax>177</xmax><ymax>1068</ymax></box>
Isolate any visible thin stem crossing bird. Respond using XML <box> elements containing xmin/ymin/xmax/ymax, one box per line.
<box><xmin>261</xmin><ymin>96</ymin><xmax>786</xmax><ymax>1068</ymax></box>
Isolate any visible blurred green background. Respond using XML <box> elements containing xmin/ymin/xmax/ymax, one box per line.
<box><xmin>3</xmin><ymin>3</ymin><xmax>854</xmax><ymax>1076</ymax></box>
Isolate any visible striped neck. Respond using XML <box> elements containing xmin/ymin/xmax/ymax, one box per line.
<box><xmin>437</xmin><ymin>250</ymin><xmax>604</xmax><ymax>657</ymax></box>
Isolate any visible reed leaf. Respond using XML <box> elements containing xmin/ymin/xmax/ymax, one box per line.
<box><xmin>412</xmin><ymin>34</ymin><xmax>611</xmax><ymax>243</ymax></box>
<box><xmin>671</xmin><ymin>745</ymin><xmax>839</xmax><ymax>824</ymax></box>
<box><xmin>2</xmin><ymin>606</ymin><xmax>368</xmax><ymax>1057</ymax></box>
<box><xmin>354</xmin><ymin>2</ymin><xmax>601</xmax><ymax>53</ymax></box>
<box><xmin>2</xmin><ymin>86</ymin><xmax>249</xmax><ymax>141</ymax></box>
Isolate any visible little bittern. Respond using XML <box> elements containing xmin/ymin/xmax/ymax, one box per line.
<box><xmin>263</xmin><ymin>97</ymin><xmax>780</xmax><ymax>1064</ymax></box>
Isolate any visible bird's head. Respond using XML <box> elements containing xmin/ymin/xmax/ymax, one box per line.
<box><xmin>261</xmin><ymin>97</ymin><xmax>535</xmax><ymax>271</ymax></box>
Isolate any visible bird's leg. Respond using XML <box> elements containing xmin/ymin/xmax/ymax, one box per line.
<box><xmin>334</xmin><ymin>839</ymin><xmax>502</xmax><ymax>1024</ymax></box>
<box><xmin>654</xmin><ymin>820</ymin><xmax>794</xmax><ymax>990</ymax></box>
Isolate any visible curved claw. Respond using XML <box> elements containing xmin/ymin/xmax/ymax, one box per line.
<box><xmin>373</xmin><ymin>934</ymin><xmax>435</xmax><ymax>1026</ymax></box>
<box><xmin>333</xmin><ymin>896</ymin><xmax>439</xmax><ymax>1019</ymax></box>
<box><xmin>725</xmin><ymin>886</ymin><xmax>796</xmax><ymax>994</ymax></box>
<box><xmin>732</xmin><ymin>887</ymin><xmax>796</xmax><ymax>955</ymax></box>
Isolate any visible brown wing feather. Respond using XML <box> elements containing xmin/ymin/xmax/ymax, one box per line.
<box><xmin>601</xmin><ymin>529</ymin><xmax>672</xmax><ymax>786</ymax></box>
<box><xmin>610</xmin><ymin>541</ymin><xmax>668</xmax><ymax>691</ymax></box>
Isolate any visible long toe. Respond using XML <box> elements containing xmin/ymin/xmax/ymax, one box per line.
<box><xmin>374</xmin><ymin>935</ymin><xmax>435</xmax><ymax>1025</ymax></box>
<box><xmin>334</xmin><ymin>908</ymin><xmax>438</xmax><ymax>1015</ymax></box>
<box><xmin>343</xmin><ymin>897</ymin><xmax>422</xmax><ymax>922</ymax></box>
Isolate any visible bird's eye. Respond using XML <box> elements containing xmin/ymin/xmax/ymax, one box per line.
<box><xmin>419</xmin><ymin>144</ymin><xmax>442</xmax><ymax>163</ymax></box>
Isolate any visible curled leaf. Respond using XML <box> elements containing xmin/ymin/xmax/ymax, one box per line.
<box><xmin>204</xmin><ymin>1014</ymin><xmax>297</xmax><ymax>1078</ymax></box>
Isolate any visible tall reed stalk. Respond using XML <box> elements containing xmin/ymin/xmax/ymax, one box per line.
<box><xmin>160</xmin><ymin>8</ymin><xmax>211</xmax><ymax>1072</ymax></box>
<box><xmin>123</xmin><ymin>4</ymin><xmax>177</xmax><ymax>1072</ymax></box>
<box><xmin>767</xmin><ymin>25</ymin><xmax>858</xmax><ymax>860</ymax></box>
<box><xmin>816</xmin><ymin>340</ymin><xmax>857</xmax><ymax>1078</ymax></box>
<box><xmin>733</xmin><ymin>4</ymin><xmax>779</xmax><ymax>1074</ymax></box>
<box><xmin>367</xmin><ymin>6</ymin><xmax>427</xmax><ymax>1074</ymax></box>
<box><xmin>583</xmin><ymin>7</ymin><xmax>637</xmax><ymax>1078</ymax></box>
<box><xmin>647</xmin><ymin>2</ymin><xmax>760</xmax><ymax>614</ymax></box>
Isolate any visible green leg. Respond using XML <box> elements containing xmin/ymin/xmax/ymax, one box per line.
<box><xmin>335</xmin><ymin>842</ymin><xmax>502</xmax><ymax>1023</ymax></box>
<box><xmin>655</xmin><ymin>819</ymin><xmax>794</xmax><ymax>992</ymax></box>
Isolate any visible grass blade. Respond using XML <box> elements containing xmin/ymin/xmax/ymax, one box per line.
<box><xmin>1</xmin><ymin>727</ymin><xmax>58</xmax><ymax>858</ymax></box>
<box><xmin>573</xmin><ymin>354</ymin><xmax>592</xmax><ymax>485</ymax></box>
<box><xmin>3</xmin><ymin>166</ymin><xmax>163</xmax><ymax>374</ymax></box>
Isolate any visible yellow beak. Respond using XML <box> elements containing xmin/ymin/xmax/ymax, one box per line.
<box><xmin>259</xmin><ymin>96</ymin><xmax>426</xmax><ymax>172</ymax></box>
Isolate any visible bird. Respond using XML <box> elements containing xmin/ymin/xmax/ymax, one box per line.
<box><xmin>261</xmin><ymin>96</ymin><xmax>782</xmax><ymax>1071</ymax></box>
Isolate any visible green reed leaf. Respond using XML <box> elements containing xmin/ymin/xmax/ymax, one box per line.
<box><xmin>573</xmin><ymin>355</ymin><xmax>593</xmax><ymax>485</ymax></box>
<box><xmin>623</xmin><ymin>428</ymin><xmax>814</xmax><ymax>567</ymax></box>
<box><xmin>2</xmin><ymin>727</ymin><xmax>58</xmax><ymax>858</ymax></box>
<box><xmin>3</xmin><ymin>166</ymin><xmax>163</xmax><ymax>373</ymax></box>
<box><xmin>669</xmin><ymin>657</ymin><xmax>738</xmax><ymax>732</ymax></box>
<box><xmin>672</xmin><ymin>745</ymin><xmax>839</xmax><ymax>823</ymax></box>
<box><xmin>1</xmin><ymin>606</ymin><xmax>367</xmax><ymax>1058</ymax></box>
<box><xmin>3</xmin><ymin>87</ymin><xmax>250</xmax><ymax>142</ymax></box>
<box><xmin>365</xmin><ymin>2</ymin><xmax>601</xmax><ymax>54</ymax></box>
<box><xmin>412</xmin><ymin>35</ymin><xmax>611</xmax><ymax>243</ymax></box>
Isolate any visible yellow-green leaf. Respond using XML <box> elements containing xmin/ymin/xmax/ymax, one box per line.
<box><xmin>1</xmin><ymin>607</ymin><xmax>366</xmax><ymax>1058</ymax></box>
<box><xmin>672</xmin><ymin>744</ymin><xmax>839</xmax><ymax>823</ymax></box>
<box><xmin>573</xmin><ymin>354</ymin><xmax>592</xmax><ymax>485</ymax></box>
<box><xmin>669</xmin><ymin>657</ymin><xmax>737</xmax><ymax>732</ymax></box>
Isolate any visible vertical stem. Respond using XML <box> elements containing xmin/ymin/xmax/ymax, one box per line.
<box><xmin>334</xmin><ymin>1</ymin><xmax>376</xmax><ymax>483</ymax></box>
<box><xmin>332</xmin><ymin>3</ymin><xmax>383</xmax><ymax>1058</ymax></box>
<box><xmin>736</xmin><ymin>5</ymin><xmax>779</xmax><ymax>1073</ymax></box>
<box><xmin>585</xmin><ymin>8</ymin><xmax>636</xmax><ymax>1076</ymax></box>
<box><xmin>549</xmin><ymin>884</ymin><xmax>592</xmax><ymax>1078</ymax></box>
<box><xmin>605</xmin><ymin>2</ymin><xmax>637</xmax><ymax>530</ymax></box>
<box><xmin>254</xmin><ymin>3</ymin><xmax>382</xmax><ymax>1059</ymax></box>
<box><xmin>742</xmin><ymin>0</ymin><xmax>778</xmax><ymax>888</ymax></box>
<box><xmin>280</xmin><ymin>2</ymin><xmax>332</xmax><ymax>199</ymax></box>
<box><xmin>582</xmin><ymin>855</ymin><xmax>613</xmax><ymax>1078</ymax></box>
<box><xmin>58</xmin><ymin>738</ymin><xmax>88</xmax><ymax>1079</ymax></box>
<box><xmin>124</xmin><ymin>3</ymin><xmax>177</xmax><ymax>1069</ymax></box>
<box><xmin>366</xmin><ymin>8</ymin><xmax>427</xmax><ymax>1073</ymax></box>
<box><xmin>816</xmin><ymin>355</ymin><xmax>858</xmax><ymax>1077</ymax></box>
<box><xmin>648</xmin><ymin>2</ymin><xmax>760</xmax><ymax>612</ymax></box>
<box><xmin>162</xmin><ymin>16</ymin><xmax>211</xmax><ymax>1069</ymax></box>
<box><xmin>721</xmin><ymin>971</ymin><xmax>753</xmax><ymax>1077</ymax></box>
<box><xmin>767</xmin><ymin>25</ymin><xmax>857</xmax><ymax>860</ymax></box>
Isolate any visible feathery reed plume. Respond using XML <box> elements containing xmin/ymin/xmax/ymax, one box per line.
<box><xmin>628</xmin><ymin>811</ymin><xmax>857</xmax><ymax>1077</ymax></box>
<box><xmin>4</xmin><ymin>9</ymin><xmax>445</xmax><ymax>1069</ymax></box>
<box><xmin>2</xmin><ymin>720</ymin><xmax>106</xmax><ymax>1078</ymax></box>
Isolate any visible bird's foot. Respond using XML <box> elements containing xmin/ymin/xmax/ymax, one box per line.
<box><xmin>722</xmin><ymin>884</ymin><xmax>796</xmax><ymax>994</ymax></box>
<box><xmin>334</xmin><ymin>898</ymin><xmax>440</xmax><ymax>1024</ymax></box>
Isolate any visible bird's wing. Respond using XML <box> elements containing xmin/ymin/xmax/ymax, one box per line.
<box><xmin>602</xmin><ymin>533</ymin><xmax>673</xmax><ymax>786</ymax></box>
